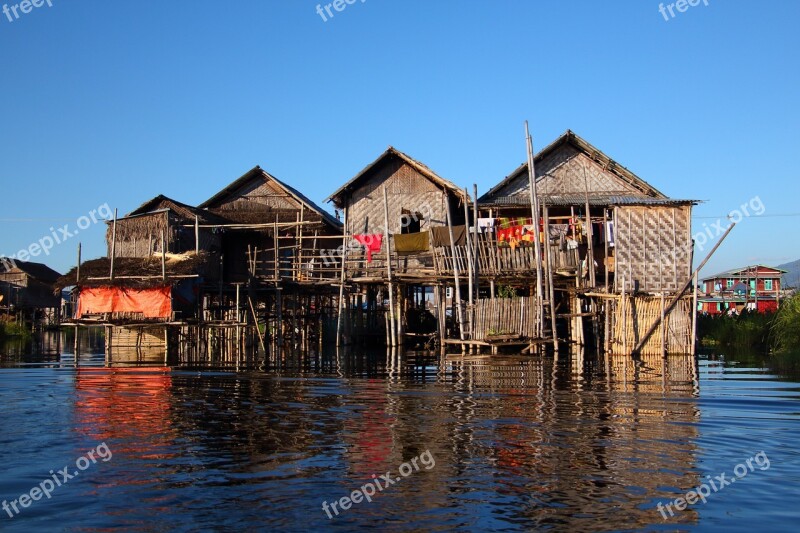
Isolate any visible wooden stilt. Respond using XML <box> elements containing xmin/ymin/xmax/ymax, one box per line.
<box><xmin>543</xmin><ymin>203</ymin><xmax>558</xmax><ymax>353</ymax></box>
<box><xmin>524</xmin><ymin>121</ymin><xmax>544</xmax><ymax>337</ymax></box>
<box><xmin>336</xmin><ymin>205</ymin><xmax>348</xmax><ymax>346</ymax></box>
<box><xmin>382</xmin><ymin>186</ymin><xmax>397</xmax><ymax>347</ymax></box>
<box><xmin>463</xmin><ymin>188</ymin><xmax>474</xmax><ymax>339</ymax></box>
<box><xmin>110</xmin><ymin>209</ymin><xmax>118</xmax><ymax>279</ymax></box>
<box><xmin>692</xmin><ymin>270</ymin><xmax>698</xmax><ymax>355</ymax></box>
<box><xmin>445</xmin><ymin>193</ymin><xmax>465</xmax><ymax>341</ymax></box>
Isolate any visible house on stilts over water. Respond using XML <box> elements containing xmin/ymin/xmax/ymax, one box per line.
<box><xmin>57</xmin><ymin>129</ymin><xmax>702</xmax><ymax>364</ymax></box>
<box><xmin>326</xmin><ymin>131</ymin><xmax>699</xmax><ymax>355</ymax></box>
<box><xmin>57</xmin><ymin>166</ymin><xmax>343</xmax><ymax>365</ymax></box>
<box><xmin>475</xmin><ymin>129</ymin><xmax>698</xmax><ymax>355</ymax></box>
<box><xmin>325</xmin><ymin>146</ymin><xmax>470</xmax><ymax>348</ymax></box>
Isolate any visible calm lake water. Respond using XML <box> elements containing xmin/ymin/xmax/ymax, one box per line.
<box><xmin>1</xmin><ymin>335</ymin><xmax>799</xmax><ymax>531</ymax></box>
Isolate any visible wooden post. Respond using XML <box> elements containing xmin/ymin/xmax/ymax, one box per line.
<box><xmin>525</xmin><ymin>122</ymin><xmax>544</xmax><ymax>330</ymax></box>
<box><xmin>473</xmin><ymin>184</ymin><xmax>480</xmax><ymax>302</ymax></box>
<box><xmin>581</xmin><ymin>163</ymin><xmax>596</xmax><ymax>288</ymax></box>
<box><xmin>274</xmin><ymin>215</ymin><xmax>279</xmax><ymax>281</ymax></box>
<box><xmin>543</xmin><ymin>203</ymin><xmax>558</xmax><ymax>353</ymax></box>
<box><xmin>445</xmin><ymin>193</ymin><xmax>465</xmax><ymax>341</ymax></box>
<box><xmin>621</xmin><ymin>276</ymin><xmax>628</xmax><ymax>356</ymax></box>
<box><xmin>110</xmin><ymin>208</ymin><xmax>117</xmax><ymax>279</ymax></box>
<box><xmin>382</xmin><ymin>186</ymin><xmax>397</xmax><ymax>346</ymax></box>
<box><xmin>161</xmin><ymin>229</ymin><xmax>166</xmax><ymax>280</ymax></box>
<box><xmin>659</xmin><ymin>292</ymin><xmax>666</xmax><ymax>357</ymax></box>
<box><xmin>236</xmin><ymin>283</ymin><xmax>241</xmax><ymax>370</ymax></box>
<box><xmin>298</xmin><ymin>204</ymin><xmax>305</xmax><ymax>281</ymax></box>
<box><xmin>195</xmin><ymin>215</ymin><xmax>200</xmax><ymax>255</ymax></box>
<box><xmin>336</xmin><ymin>206</ymin><xmax>348</xmax><ymax>346</ymax></box>
<box><xmin>76</xmin><ymin>242</ymin><xmax>82</xmax><ymax>285</ymax></box>
<box><xmin>463</xmin><ymin>188</ymin><xmax>474</xmax><ymax>339</ymax></box>
<box><xmin>603</xmin><ymin>209</ymin><xmax>609</xmax><ymax>290</ymax></box>
<box><xmin>692</xmin><ymin>270</ymin><xmax>698</xmax><ymax>355</ymax></box>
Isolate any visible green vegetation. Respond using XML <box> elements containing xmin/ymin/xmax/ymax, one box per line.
<box><xmin>497</xmin><ymin>285</ymin><xmax>517</xmax><ymax>298</ymax></box>
<box><xmin>698</xmin><ymin>294</ymin><xmax>800</xmax><ymax>374</ymax></box>
<box><xmin>770</xmin><ymin>294</ymin><xmax>800</xmax><ymax>373</ymax></box>
<box><xmin>0</xmin><ymin>318</ymin><xmax>32</xmax><ymax>341</ymax></box>
<box><xmin>697</xmin><ymin>311</ymin><xmax>773</xmax><ymax>354</ymax></box>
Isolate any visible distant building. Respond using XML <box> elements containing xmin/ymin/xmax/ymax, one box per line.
<box><xmin>0</xmin><ymin>259</ymin><xmax>62</xmax><ymax>325</ymax></box>
<box><xmin>699</xmin><ymin>265</ymin><xmax>786</xmax><ymax>315</ymax></box>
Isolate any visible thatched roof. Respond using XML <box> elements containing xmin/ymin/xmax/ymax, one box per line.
<box><xmin>325</xmin><ymin>146</ymin><xmax>468</xmax><ymax>207</ymax></box>
<box><xmin>0</xmin><ymin>259</ymin><xmax>61</xmax><ymax>283</ymax></box>
<box><xmin>55</xmin><ymin>253</ymin><xmax>213</xmax><ymax>289</ymax></box>
<box><xmin>199</xmin><ymin>166</ymin><xmax>342</xmax><ymax>230</ymax></box>
<box><xmin>126</xmin><ymin>195</ymin><xmax>229</xmax><ymax>225</ymax></box>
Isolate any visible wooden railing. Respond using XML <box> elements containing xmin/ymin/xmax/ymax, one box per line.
<box><xmin>249</xmin><ymin>233</ymin><xmax>581</xmax><ymax>283</ymax></box>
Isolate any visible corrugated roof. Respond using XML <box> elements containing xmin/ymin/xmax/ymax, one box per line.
<box><xmin>702</xmin><ymin>264</ymin><xmax>789</xmax><ymax>282</ymax></box>
<box><xmin>481</xmin><ymin>194</ymin><xmax>697</xmax><ymax>207</ymax></box>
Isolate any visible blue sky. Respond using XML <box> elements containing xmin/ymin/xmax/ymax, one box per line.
<box><xmin>1</xmin><ymin>0</ymin><xmax>798</xmax><ymax>277</ymax></box>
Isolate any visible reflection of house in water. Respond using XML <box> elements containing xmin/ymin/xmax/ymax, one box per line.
<box><xmin>74</xmin><ymin>368</ymin><xmax>176</xmax><ymax>458</ymax></box>
<box><xmin>440</xmin><ymin>356</ymin><xmax>700</xmax><ymax>529</ymax></box>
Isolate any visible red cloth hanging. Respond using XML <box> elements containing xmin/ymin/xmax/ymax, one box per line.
<box><xmin>354</xmin><ymin>234</ymin><xmax>383</xmax><ymax>262</ymax></box>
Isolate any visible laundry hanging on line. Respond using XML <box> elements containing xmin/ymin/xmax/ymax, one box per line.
<box><xmin>353</xmin><ymin>234</ymin><xmax>383</xmax><ymax>262</ymax></box>
<box><xmin>430</xmin><ymin>225</ymin><xmax>467</xmax><ymax>247</ymax></box>
<box><xmin>393</xmin><ymin>231</ymin><xmax>430</xmax><ymax>255</ymax></box>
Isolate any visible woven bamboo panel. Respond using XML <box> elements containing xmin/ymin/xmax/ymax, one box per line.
<box><xmin>215</xmin><ymin>179</ymin><xmax>297</xmax><ymax>210</ymax></box>
<box><xmin>347</xmin><ymin>161</ymin><xmax>451</xmax><ymax>235</ymax></box>
<box><xmin>614</xmin><ymin>205</ymin><xmax>692</xmax><ymax>293</ymax></box>
<box><xmin>492</xmin><ymin>145</ymin><xmax>644</xmax><ymax>199</ymax></box>
<box><xmin>610</xmin><ymin>295</ymin><xmax>693</xmax><ymax>355</ymax></box>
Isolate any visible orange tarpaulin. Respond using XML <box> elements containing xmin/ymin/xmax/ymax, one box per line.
<box><xmin>77</xmin><ymin>286</ymin><xmax>172</xmax><ymax>319</ymax></box>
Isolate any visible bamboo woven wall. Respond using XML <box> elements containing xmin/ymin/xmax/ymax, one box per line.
<box><xmin>470</xmin><ymin>296</ymin><xmax>540</xmax><ymax>341</ymax></box>
<box><xmin>609</xmin><ymin>295</ymin><xmax>693</xmax><ymax>355</ymax></box>
<box><xmin>490</xmin><ymin>145</ymin><xmax>647</xmax><ymax>200</ymax></box>
<box><xmin>346</xmin><ymin>159</ymin><xmax>455</xmax><ymax>236</ymax></box>
<box><xmin>614</xmin><ymin>205</ymin><xmax>692</xmax><ymax>293</ymax></box>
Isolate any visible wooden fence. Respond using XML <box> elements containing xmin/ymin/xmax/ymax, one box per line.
<box><xmin>470</xmin><ymin>296</ymin><xmax>540</xmax><ymax>341</ymax></box>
